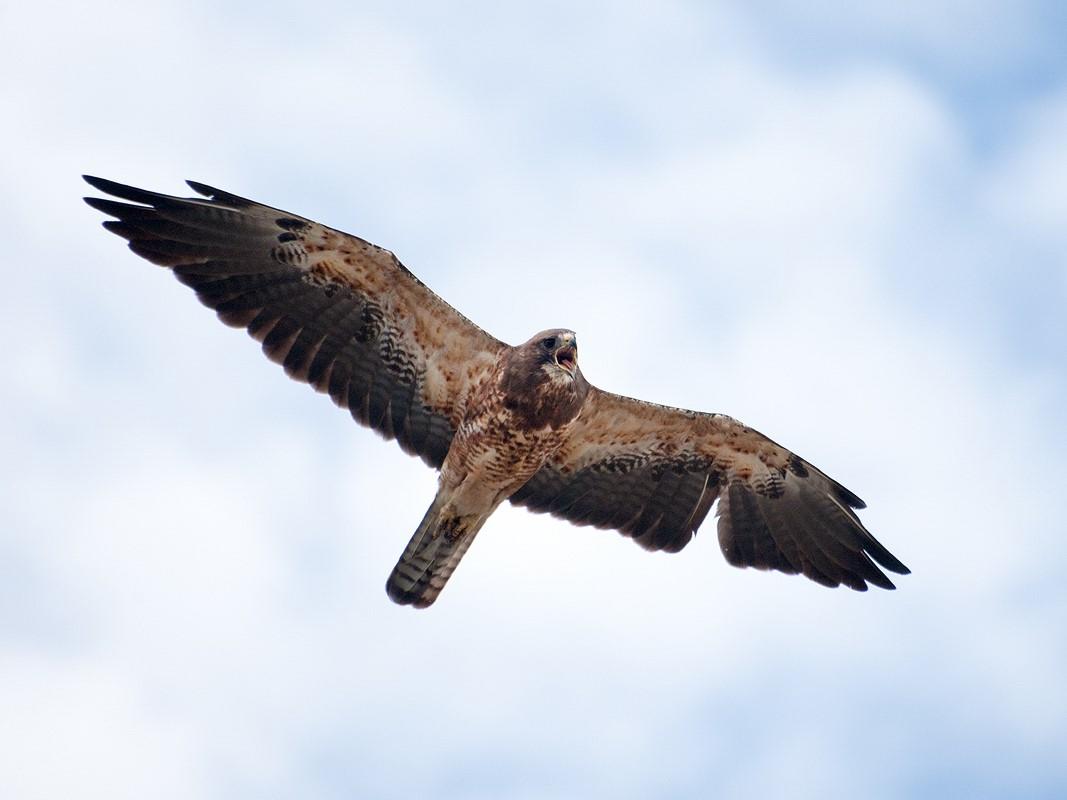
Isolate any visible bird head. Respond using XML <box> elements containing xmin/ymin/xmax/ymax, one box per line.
<box><xmin>530</xmin><ymin>329</ymin><xmax>578</xmax><ymax>376</ymax></box>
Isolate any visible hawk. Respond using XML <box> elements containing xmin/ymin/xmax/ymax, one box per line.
<box><xmin>84</xmin><ymin>176</ymin><xmax>909</xmax><ymax>608</ymax></box>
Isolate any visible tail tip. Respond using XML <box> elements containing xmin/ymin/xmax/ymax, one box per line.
<box><xmin>385</xmin><ymin>574</ymin><xmax>437</xmax><ymax>609</ymax></box>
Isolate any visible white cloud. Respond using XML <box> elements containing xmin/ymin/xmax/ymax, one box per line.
<box><xmin>746</xmin><ymin>0</ymin><xmax>1056</xmax><ymax>75</ymax></box>
<box><xmin>983</xmin><ymin>89</ymin><xmax>1067</xmax><ymax>243</ymax></box>
<box><xmin>0</xmin><ymin>652</ymin><xmax>209</xmax><ymax>800</ymax></box>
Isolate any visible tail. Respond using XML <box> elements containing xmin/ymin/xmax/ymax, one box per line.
<box><xmin>386</xmin><ymin>495</ymin><xmax>491</xmax><ymax>608</ymax></box>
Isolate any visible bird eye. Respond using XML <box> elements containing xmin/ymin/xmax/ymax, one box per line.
<box><xmin>541</xmin><ymin>337</ymin><xmax>556</xmax><ymax>349</ymax></box>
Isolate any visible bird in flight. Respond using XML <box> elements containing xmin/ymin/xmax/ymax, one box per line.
<box><xmin>84</xmin><ymin>176</ymin><xmax>909</xmax><ymax>608</ymax></box>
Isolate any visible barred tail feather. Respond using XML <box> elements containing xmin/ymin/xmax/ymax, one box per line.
<box><xmin>386</xmin><ymin>496</ymin><xmax>489</xmax><ymax>608</ymax></box>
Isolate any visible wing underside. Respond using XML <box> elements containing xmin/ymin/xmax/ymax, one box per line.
<box><xmin>512</xmin><ymin>388</ymin><xmax>909</xmax><ymax>590</ymax></box>
<box><xmin>84</xmin><ymin>175</ymin><xmax>505</xmax><ymax>468</ymax></box>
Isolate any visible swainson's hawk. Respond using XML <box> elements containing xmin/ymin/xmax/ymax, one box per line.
<box><xmin>84</xmin><ymin>176</ymin><xmax>909</xmax><ymax>608</ymax></box>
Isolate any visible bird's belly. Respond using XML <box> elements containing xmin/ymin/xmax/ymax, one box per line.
<box><xmin>441</xmin><ymin>422</ymin><xmax>565</xmax><ymax>512</ymax></box>
<box><xmin>465</xmin><ymin>429</ymin><xmax>558</xmax><ymax>483</ymax></box>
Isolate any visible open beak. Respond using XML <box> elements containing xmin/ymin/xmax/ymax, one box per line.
<box><xmin>554</xmin><ymin>343</ymin><xmax>577</xmax><ymax>373</ymax></box>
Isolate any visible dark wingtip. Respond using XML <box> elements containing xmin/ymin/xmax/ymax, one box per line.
<box><xmin>83</xmin><ymin>195</ymin><xmax>129</xmax><ymax>216</ymax></box>
<box><xmin>185</xmin><ymin>179</ymin><xmax>255</xmax><ymax>208</ymax></box>
<box><xmin>83</xmin><ymin>174</ymin><xmax>131</xmax><ymax>195</ymax></box>
<box><xmin>84</xmin><ymin>175</ymin><xmax>139</xmax><ymax>206</ymax></box>
<box><xmin>101</xmin><ymin>219</ymin><xmax>139</xmax><ymax>238</ymax></box>
<box><xmin>869</xmin><ymin>545</ymin><xmax>910</xmax><ymax>576</ymax></box>
<box><xmin>81</xmin><ymin>175</ymin><xmax>171</xmax><ymax>206</ymax></box>
<box><xmin>836</xmin><ymin>484</ymin><xmax>867</xmax><ymax>510</ymax></box>
<box><xmin>866</xmin><ymin>572</ymin><xmax>897</xmax><ymax>591</ymax></box>
<box><xmin>186</xmin><ymin>179</ymin><xmax>218</xmax><ymax>197</ymax></box>
<box><xmin>82</xmin><ymin>174</ymin><xmax>108</xmax><ymax>190</ymax></box>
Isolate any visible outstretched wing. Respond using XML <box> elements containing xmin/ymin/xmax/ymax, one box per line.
<box><xmin>511</xmin><ymin>388</ymin><xmax>909</xmax><ymax>590</ymax></box>
<box><xmin>84</xmin><ymin>176</ymin><xmax>505</xmax><ymax>468</ymax></box>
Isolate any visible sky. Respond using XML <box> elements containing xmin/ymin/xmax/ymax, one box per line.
<box><xmin>2</xmin><ymin>1</ymin><xmax>1066</xmax><ymax>798</ymax></box>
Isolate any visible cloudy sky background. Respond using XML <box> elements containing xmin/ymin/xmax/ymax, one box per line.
<box><xmin>3</xmin><ymin>1</ymin><xmax>1066</xmax><ymax>797</ymax></box>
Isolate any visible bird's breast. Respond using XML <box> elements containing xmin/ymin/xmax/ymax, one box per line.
<box><xmin>444</xmin><ymin>400</ymin><xmax>576</xmax><ymax>493</ymax></box>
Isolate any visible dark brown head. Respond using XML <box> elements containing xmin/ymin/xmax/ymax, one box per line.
<box><xmin>501</xmin><ymin>329</ymin><xmax>588</xmax><ymax>428</ymax></box>
<box><xmin>528</xmin><ymin>329</ymin><xmax>578</xmax><ymax>378</ymax></box>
